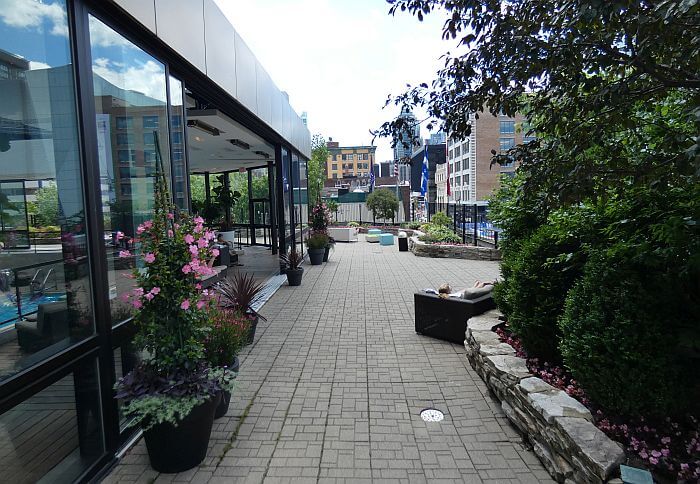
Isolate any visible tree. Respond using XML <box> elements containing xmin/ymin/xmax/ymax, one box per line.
<box><xmin>307</xmin><ymin>134</ymin><xmax>329</xmax><ymax>204</ymax></box>
<box><xmin>366</xmin><ymin>189</ymin><xmax>399</xmax><ymax>222</ymax></box>
<box><xmin>35</xmin><ymin>184</ymin><xmax>60</xmax><ymax>227</ymax></box>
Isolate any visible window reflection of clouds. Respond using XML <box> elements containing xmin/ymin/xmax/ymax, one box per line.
<box><xmin>88</xmin><ymin>16</ymin><xmax>166</xmax><ymax>103</ymax></box>
<box><xmin>0</xmin><ymin>0</ymin><xmax>67</xmax><ymax>36</ymax></box>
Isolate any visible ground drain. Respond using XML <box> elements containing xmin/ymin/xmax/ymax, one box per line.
<box><xmin>420</xmin><ymin>408</ymin><xmax>444</xmax><ymax>422</ymax></box>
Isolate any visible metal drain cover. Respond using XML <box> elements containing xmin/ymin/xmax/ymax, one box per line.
<box><xmin>420</xmin><ymin>408</ymin><xmax>444</xmax><ymax>422</ymax></box>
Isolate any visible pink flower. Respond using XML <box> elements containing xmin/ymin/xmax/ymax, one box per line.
<box><xmin>167</xmin><ymin>229</ymin><xmax>174</xmax><ymax>237</ymax></box>
<box><xmin>195</xmin><ymin>283</ymin><xmax>202</xmax><ymax>290</ymax></box>
<box><xmin>167</xmin><ymin>213</ymin><xmax>174</xmax><ymax>219</ymax></box>
<box><xmin>136</xmin><ymin>225</ymin><xmax>145</xmax><ymax>234</ymax></box>
<box><xmin>649</xmin><ymin>457</ymin><xmax>658</xmax><ymax>465</ymax></box>
<box><xmin>116</xmin><ymin>231</ymin><xmax>124</xmax><ymax>240</ymax></box>
<box><xmin>189</xmin><ymin>245</ymin><xmax>199</xmax><ymax>256</ymax></box>
<box><xmin>182</xmin><ymin>264</ymin><xmax>192</xmax><ymax>274</ymax></box>
<box><xmin>150</xmin><ymin>286</ymin><xmax>161</xmax><ymax>295</ymax></box>
<box><xmin>180</xmin><ymin>299</ymin><xmax>190</xmax><ymax>310</ymax></box>
<box><xmin>144</xmin><ymin>293</ymin><xmax>154</xmax><ymax>301</ymax></box>
<box><xmin>144</xmin><ymin>253</ymin><xmax>155</xmax><ymax>263</ymax></box>
<box><xmin>196</xmin><ymin>300</ymin><xmax>206</xmax><ymax>309</ymax></box>
<box><xmin>197</xmin><ymin>238</ymin><xmax>208</xmax><ymax>248</ymax></box>
<box><xmin>194</xmin><ymin>216</ymin><xmax>204</xmax><ymax>225</ymax></box>
<box><xmin>205</xmin><ymin>231</ymin><xmax>215</xmax><ymax>240</ymax></box>
<box><xmin>184</xmin><ymin>234</ymin><xmax>195</xmax><ymax>244</ymax></box>
<box><xmin>661</xmin><ymin>437</ymin><xmax>671</xmax><ymax>445</ymax></box>
<box><xmin>143</xmin><ymin>220</ymin><xmax>153</xmax><ymax>229</ymax></box>
<box><xmin>194</xmin><ymin>224</ymin><xmax>203</xmax><ymax>233</ymax></box>
<box><xmin>132</xmin><ymin>299</ymin><xmax>142</xmax><ymax>309</ymax></box>
<box><xmin>119</xmin><ymin>250</ymin><xmax>131</xmax><ymax>258</ymax></box>
<box><xmin>212</xmin><ymin>248</ymin><xmax>220</xmax><ymax>257</ymax></box>
<box><xmin>133</xmin><ymin>287</ymin><xmax>144</xmax><ymax>297</ymax></box>
<box><xmin>121</xmin><ymin>293</ymin><xmax>131</xmax><ymax>302</ymax></box>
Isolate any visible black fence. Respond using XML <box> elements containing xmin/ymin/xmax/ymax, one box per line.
<box><xmin>411</xmin><ymin>202</ymin><xmax>500</xmax><ymax>249</ymax></box>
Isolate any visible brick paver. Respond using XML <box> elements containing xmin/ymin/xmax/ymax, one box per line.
<box><xmin>103</xmin><ymin>238</ymin><xmax>553</xmax><ymax>484</ymax></box>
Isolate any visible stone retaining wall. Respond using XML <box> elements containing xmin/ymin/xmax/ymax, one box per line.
<box><xmin>464</xmin><ymin>310</ymin><xmax>625</xmax><ymax>484</ymax></box>
<box><xmin>409</xmin><ymin>236</ymin><xmax>501</xmax><ymax>260</ymax></box>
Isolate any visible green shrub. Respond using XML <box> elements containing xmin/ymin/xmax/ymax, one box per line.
<box><xmin>347</xmin><ymin>221</ymin><xmax>359</xmax><ymax>228</ymax></box>
<box><xmin>407</xmin><ymin>222</ymin><xmax>421</xmax><ymax>230</ymax></box>
<box><xmin>559</xmin><ymin>250</ymin><xmax>696</xmax><ymax>417</ymax></box>
<box><xmin>430</xmin><ymin>211</ymin><xmax>451</xmax><ymax>227</ymax></box>
<box><xmin>494</xmin><ymin>205</ymin><xmax>595</xmax><ymax>361</ymax></box>
<box><xmin>418</xmin><ymin>225</ymin><xmax>461</xmax><ymax>244</ymax></box>
<box><xmin>306</xmin><ymin>232</ymin><xmax>329</xmax><ymax>249</ymax></box>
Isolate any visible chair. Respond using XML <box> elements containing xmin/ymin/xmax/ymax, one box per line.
<box><xmin>16</xmin><ymin>301</ymin><xmax>70</xmax><ymax>351</ymax></box>
<box><xmin>414</xmin><ymin>292</ymin><xmax>496</xmax><ymax>344</ymax></box>
<box><xmin>379</xmin><ymin>233</ymin><xmax>394</xmax><ymax>246</ymax></box>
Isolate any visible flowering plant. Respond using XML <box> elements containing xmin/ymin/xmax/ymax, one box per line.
<box><xmin>204</xmin><ymin>306</ymin><xmax>249</xmax><ymax>368</ymax></box>
<box><xmin>115</xmin><ymin>170</ymin><xmax>233</xmax><ymax>429</ymax></box>
<box><xmin>309</xmin><ymin>201</ymin><xmax>332</xmax><ymax>233</ymax></box>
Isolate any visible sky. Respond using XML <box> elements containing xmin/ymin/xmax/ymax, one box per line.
<box><xmin>213</xmin><ymin>0</ymin><xmax>455</xmax><ymax>162</ymax></box>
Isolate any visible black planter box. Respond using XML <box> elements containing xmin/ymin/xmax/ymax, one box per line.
<box><xmin>414</xmin><ymin>292</ymin><xmax>496</xmax><ymax>344</ymax></box>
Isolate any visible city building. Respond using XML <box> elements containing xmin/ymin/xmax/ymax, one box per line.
<box><xmin>325</xmin><ymin>139</ymin><xmax>376</xmax><ymax>180</ymax></box>
<box><xmin>409</xmin><ymin>144</ymin><xmax>446</xmax><ymax>203</ymax></box>
<box><xmin>0</xmin><ymin>1</ymin><xmax>310</xmax><ymax>482</ymax></box>
<box><xmin>392</xmin><ymin>106</ymin><xmax>420</xmax><ymax>164</ymax></box>
<box><xmin>429</xmin><ymin>131</ymin><xmax>447</xmax><ymax>145</ymax></box>
<box><xmin>447</xmin><ymin>111</ymin><xmax>526</xmax><ymax>203</ymax></box>
<box><xmin>435</xmin><ymin>162</ymin><xmax>448</xmax><ymax>204</ymax></box>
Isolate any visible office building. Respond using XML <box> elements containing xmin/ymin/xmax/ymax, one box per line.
<box><xmin>392</xmin><ymin>106</ymin><xmax>420</xmax><ymax>163</ymax></box>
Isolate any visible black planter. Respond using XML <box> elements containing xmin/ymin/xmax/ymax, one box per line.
<box><xmin>323</xmin><ymin>246</ymin><xmax>330</xmax><ymax>262</ymax></box>
<box><xmin>308</xmin><ymin>248</ymin><xmax>324</xmax><ymax>265</ymax></box>
<box><xmin>245</xmin><ymin>313</ymin><xmax>258</xmax><ymax>345</ymax></box>
<box><xmin>215</xmin><ymin>356</ymin><xmax>239</xmax><ymax>419</ymax></box>
<box><xmin>143</xmin><ymin>393</ymin><xmax>221</xmax><ymax>473</ymax></box>
<box><xmin>286</xmin><ymin>267</ymin><xmax>303</xmax><ymax>286</ymax></box>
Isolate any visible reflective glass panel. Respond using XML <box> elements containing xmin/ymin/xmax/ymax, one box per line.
<box><xmin>88</xmin><ymin>16</ymin><xmax>171</xmax><ymax>325</ymax></box>
<box><xmin>0</xmin><ymin>0</ymin><xmax>94</xmax><ymax>381</ymax></box>
<box><xmin>168</xmin><ymin>76</ymin><xmax>187</xmax><ymax>209</ymax></box>
<box><xmin>0</xmin><ymin>359</ymin><xmax>104</xmax><ymax>483</ymax></box>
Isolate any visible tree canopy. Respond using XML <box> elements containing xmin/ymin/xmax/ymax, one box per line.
<box><xmin>308</xmin><ymin>134</ymin><xmax>329</xmax><ymax>204</ymax></box>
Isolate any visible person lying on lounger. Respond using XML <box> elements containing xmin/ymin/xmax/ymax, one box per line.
<box><xmin>425</xmin><ymin>280</ymin><xmax>498</xmax><ymax>299</ymax></box>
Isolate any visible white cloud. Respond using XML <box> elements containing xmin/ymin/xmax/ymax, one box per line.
<box><xmin>28</xmin><ymin>60</ymin><xmax>51</xmax><ymax>70</ymax></box>
<box><xmin>214</xmin><ymin>0</ymin><xmax>458</xmax><ymax>162</ymax></box>
<box><xmin>0</xmin><ymin>0</ymin><xmax>68</xmax><ymax>36</ymax></box>
<box><xmin>88</xmin><ymin>15</ymin><xmax>136</xmax><ymax>49</ymax></box>
<box><xmin>93</xmin><ymin>58</ymin><xmax>167</xmax><ymax>102</ymax></box>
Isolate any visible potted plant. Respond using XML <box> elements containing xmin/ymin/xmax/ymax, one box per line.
<box><xmin>215</xmin><ymin>272</ymin><xmax>267</xmax><ymax>345</ymax></box>
<box><xmin>212</xmin><ymin>174</ymin><xmax>241</xmax><ymax>244</ymax></box>
<box><xmin>306</xmin><ymin>232</ymin><xmax>329</xmax><ymax>265</ymax></box>
<box><xmin>204</xmin><ymin>305</ymin><xmax>248</xmax><ymax>418</ymax></box>
<box><xmin>114</xmin><ymin>173</ymin><xmax>234</xmax><ymax>473</ymax></box>
<box><xmin>280</xmin><ymin>249</ymin><xmax>303</xmax><ymax>286</ymax></box>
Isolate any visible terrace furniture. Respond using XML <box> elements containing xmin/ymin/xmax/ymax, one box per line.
<box><xmin>367</xmin><ymin>229</ymin><xmax>382</xmax><ymax>235</ymax></box>
<box><xmin>16</xmin><ymin>301</ymin><xmax>70</xmax><ymax>351</ymax></box>
<box><xmin>328</xmin><ymin>227</ymin><xmax>358</xmax><ymax>242</ymax></box>
<box><xmin>414</xmin><ymin>291</ymin><xmax>496</xmax><ymax>344</ymax></box>
<box><xmin>366</xmin><ymin>234</ymin><xmax>380</xmax><ymax>243</ymax></box>
<box><xmin>379</xmin><ymin>233</ymin><xmax>394</xmax><ymax>246</ymax></box>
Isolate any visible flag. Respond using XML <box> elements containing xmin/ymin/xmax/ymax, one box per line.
<box><xmin>445</xmin><ymin>142</ymin><xmax>451</xmax><ymax>198</ymax></box>
<box><xmin>420</xmin><ymin>146</ymin><xmax>429</xmax><ymax>197</ymax></box>
<box><xmin>369</xmin><ymin>162</ymin><xmax>375</xmax><ymax>192</ymax></box>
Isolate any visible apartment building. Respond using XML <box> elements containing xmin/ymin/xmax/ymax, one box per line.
<box><xmin>447</xmin><ymin>112</ymin><xmax>527</xmax><ymax>203</ymax></box>
<box><xmin>325</xmin><ymin>139</ymin><xmax>376</xmax><ymax>180</ymax></box>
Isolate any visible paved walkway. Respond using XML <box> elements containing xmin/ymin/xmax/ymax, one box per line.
<box><xmin>105</xmin><ymin>238</ymin><xmax>553</xmax><ymax>484</ymax></box>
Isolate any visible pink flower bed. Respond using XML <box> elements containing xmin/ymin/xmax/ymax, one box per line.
<box><xmin>496</xmin><ymin>326</ymin><xmax>700</xmax><ymax>482</ymax></box>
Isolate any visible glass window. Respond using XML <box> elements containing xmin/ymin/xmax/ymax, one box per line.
<box><xmin>499</xmin><ymin>137</ymin><xmax>515</xmax><ymax>151</ymax></box>
<box><xmin>454</xmin><ymin>146</ymin><xmax>461</xmax><ymax>157</ymax></box>
<box><xmin>117</xmin><ymin>149</ymin><xmax>135</xmax><ymax>163</ymax></box>
<box><xmin>143</xmin><ymin>115</ymin><xmax>159</xmax><ymax>129</ymax></box>
<box><xmin>0</xmin><ymin>0</ymin><xmax>94</xmax><ymax>381</ymax></box>
<box><xmin>168</xmin><ymin>76</ymin><xmax>186</xmax><ymax>209</ymax></box>
<box><xmin>116</xmin><ymin>116</ymin><xmax>133</xmax><ymax>130</ymax></box>
<box><xmin>463</xmin><ymin>140</ymin><xmax>470</xmax><ymax>152</ymax></box>
<box><xmin>500</xmin><ymin>121</ymin><xmax>515</xmax><ymax>134</ymax></box>
<box><xmin>89</xmin><ymin>15</ymin><xmax>170</xmax><ymax>325</ymax></box>
<box><xmin>341</xmin><ymin>154</ymin><xmax>346</xmax><ymax>161</ymax></box>
<box><xmin>332</xmin><ymin>164</ymin><xmax>337</xmax><ymax>170</ymax></box>
<box><xmin>0</xmin><ymin>359</ymin><xmax>104</xmax><ymax>483</ymax></box>
<box><xmin>455</xmin><ymin>161</ymin><xmax>461</xmax><ymax>172</ymax></box>
<box><xmin>143</xmin><ymin>132</ymin><xmax>156</xmax><ymax>146</ymax></box>
<box><xmin>448</xmin><ymin>150</ymin><xmax>453</xmax><ymax>159</ymax></box>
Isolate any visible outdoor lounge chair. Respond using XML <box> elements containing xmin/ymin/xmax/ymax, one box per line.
<box><xmin>16</xmin><ymin>301</ymin><xmax>70</xmax><ymax>351</ymax></box>
<box><xmin>414</xmin><ymin>291</ymin><xmax>496</xmax><ymax>344</ymax></box>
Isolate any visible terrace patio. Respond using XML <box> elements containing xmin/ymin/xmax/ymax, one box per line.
<box><xmin>104</xmin><ymin>238</ymin><xmax>553</xmax><ymax>484</ymax></box>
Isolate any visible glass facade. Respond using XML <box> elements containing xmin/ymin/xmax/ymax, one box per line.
<box><xmin>0</xmin><ymin>2</ymin><xmax>308</xmax><ymax>482</ymax></box>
